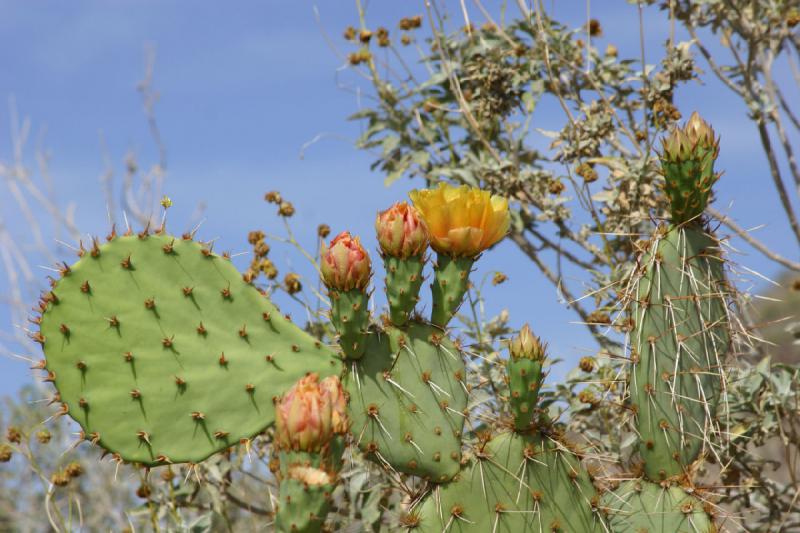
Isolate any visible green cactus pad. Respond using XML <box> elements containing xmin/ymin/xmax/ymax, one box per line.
<box><xmin>344</xmin><ymin>322</ymin><xmax>467</xmax><ymax>481</ymax></box>
<box><xmin>278</xmin><ymin>438</ymin><xmax>346</xmax><ymax>477</ymax></box>
<box><xmin>383</xmin><ymin>255</ymin><xmax>425</xmax><ymax>326</ymax></box>
<box><xmin>630</xmin><ymin>226</ymin><xmax>730</xmax><ymax>480</ymax></box>
<box><xmin>602</xmin><ymin>480</ymin><xmax>714</xmax><ymax>532</ymax></box>
<box><xmin>329</xmin><ymin>289</ymin><xmax>369</xmax><ymax>360</ymax></box>
<box><xmin>412</xmin><ymin>431</ymin><xmax>602</xmax><ymax>532</ymax></box>
<box><xmin>507</xmin><ymin>357</ymin><xmax>544</xmax><ymax>431</ymax></box>
<box><xmin>431</xmin><ymin>255</ymin><xmax>474</xmax><ymax>327</ymax></box>
<box><xmin>275</xmin><ymin>477</ymin><xmax>334</xmax><ymax>533</ymax></box>
<box><xmin>38</xmin><ymin>234</ymin><xmax>340</xmax><ymax>466</ymax></box>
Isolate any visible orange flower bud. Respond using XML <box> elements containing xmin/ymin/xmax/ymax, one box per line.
<box><xmin>320</xmin><ymin>231</ymin><xmax>371</xmax><ymax>291</ymax></box>
<box><xmin>275</xmin><ymin>374</ymin><xmax>348</xmax><ymax>453</ymax></box>
<box><xmin>375</xmin><ymin>202</ymin><xmax>429</xmax><ymax>258</ymax></box>
<box><xmin>320</xmin><ymin>375</ymin><xmax>349</xmax><ymax>434</ymax></box>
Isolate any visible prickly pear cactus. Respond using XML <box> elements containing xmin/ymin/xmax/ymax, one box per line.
<box><xmin>602</xmin><ymin>480</ymin><xmax>715</xmax><ymax>532</ymax></box>
<box><xmin>344</xmin><ymin>322</ymin><xmax>467</xmax><ymax>481</ymax></box>
<box><xmin>627</xmin><ymin>113</ymin><xmax>731</xmax><ymax>482</ymax></box>
<box><xmin>411</xmin><ymin>431</ymin><xmax>602</xmax><ymax>532</ymax></box>
<box><xmin>37</xmin><ymin>234</ymin><xmax>339</xmax><ymax>465</ymax></box>
<box><xmin>629</xmin><ymin>226</ymin><xmax>730</xmax><ymax>480</ymax></box>
<box><xmin>26</xmin><ymin>112</ymin><xmax>742</xmax><ymax>533</ymax></box>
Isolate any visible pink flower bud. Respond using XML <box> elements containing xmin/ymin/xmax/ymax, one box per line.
<box><xmin>375</xmin><ymin>202</ymin><xmax>429</xmax><ymax>258</ymax></box>
<box><xmin>275</xmin><ymin>374</ymin><xmax>348</xmax><ymax>452</ymax></box>
<box><xmin>320</xmin><ymin>375</ymin><xmax>349</xmax><ymax>434</ymax></box>
<box><xmin>320</xmin><ymin>231</ymin><xmax>371</xmax><ymax>292</ymax></box>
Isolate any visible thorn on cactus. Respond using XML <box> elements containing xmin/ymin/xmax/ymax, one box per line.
<box><xmin>137</xmin><ymin>431</ymin><xmax>151</xmax><ymax>445</ymax></box>
<box><xmin>220</xmin><ymin>285</ymin><xmax>231</xmax><ymax>299</ymax></box>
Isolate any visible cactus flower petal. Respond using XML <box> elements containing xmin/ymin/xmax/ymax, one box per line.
<box><xmin>409</xmin><ymin>183</ymin><xmax>510</xmax><ymax>257</ymax></box>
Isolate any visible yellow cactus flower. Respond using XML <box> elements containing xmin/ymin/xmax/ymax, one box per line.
<box><xmin>409</xmin><ymin>183</ymin><xmax>510</xmax><ymax>257</ymax></box>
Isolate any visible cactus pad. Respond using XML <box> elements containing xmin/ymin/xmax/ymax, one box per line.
<box><xmin>629</xmin><ymin>226</ymin><xmax>730</xmax><ymax>480</ymax></box>
<box><xmin>38</xmin><ymin>234</ymin><xmax>339</xmax><ymax>465</ymax></box>
<box><xmin>275</xmin><ymin>476</ymin><xmax>334</xmax><ymax>533</ymax></box>
<box><xmin>329</xmin><ymin>289</ymin><xmax>369</xmax><ymax>360</ymax></box>
<box><xmin>412</xmin><ymin>431</ymin><xmax>602</xmax><ymax>532</ymax></box>
<box><xmin>602</xmin><ymin>480</ymin><xmax>714</xmax><ymax>532</ymax></box>
<box><xmin>344</xmin><ymin>322</ymin><xmax>467</xmax><ymax>481</ymax></box>
<box><xmin>383</xmin><ymin>255</ymin><xmax>425</xmax><ymax>326</ymax></box>
<box><xmin>507</xmin><ymin>356</ymin><xmax>544</xmax><ymax>431</ymax></box>
<box><xmin>430</xmin><ymin>255</ymin><xmax>474</xmax><ymax>327</ymax></box>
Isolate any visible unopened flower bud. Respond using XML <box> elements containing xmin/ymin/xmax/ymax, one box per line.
<box><xmin>320</xmin><ymin>232</ymin><xmax>371</xmax><ymax>292</ymax></box>
<box><xmin>509</xmin><ymin>324</ymin><xmax>545</xmax><ymax>361</ymax></box>
<box><xmin>375</xmin><ymin>202</ymin><xmax>429</xmax><ymax>258</ymax></box>
<box><xmin>320</xmin><ymin>375</ymin><xmax>349</xmax><ymax>434</ymax></box>
<box><xmin>275</xmin><ymin>374</ymin><xmax>349</xmax><ymax>453</ymax></box>
<box><xmin>660</xmin><ymin>112</ymin><xmax>720</xmax><ymax>223</ymax></box>
<box><xmin>661</xmin><ymin>111</ymin><xmax>718</xmax><ymax>163</ymax></box>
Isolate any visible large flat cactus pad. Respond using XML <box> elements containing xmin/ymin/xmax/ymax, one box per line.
<box><xmin>38</xmin><ymin>234</ymin><xmax>340</xmax><ymax>465</ymax></box>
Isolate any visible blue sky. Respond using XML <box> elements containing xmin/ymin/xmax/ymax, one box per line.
<box><xmin>0</xmin><ymin>1</ymin><xmax>795</xmax><ymax>399</ymax></box>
